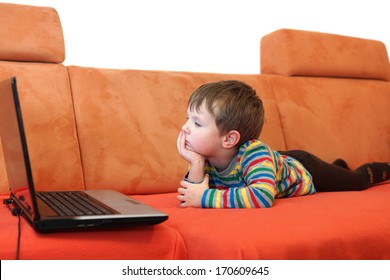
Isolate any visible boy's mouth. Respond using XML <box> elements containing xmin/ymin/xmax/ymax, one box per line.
<box><xmin>184</xmin><ymin>140</ymin><xmax>192</xmax><ymax>150</ymax></box>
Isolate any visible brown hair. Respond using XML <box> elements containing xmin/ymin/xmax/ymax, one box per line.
<box><xmin>188</xmin><ymin>80</ymin><xmax>265</xmax><ymax>147</ymax></box>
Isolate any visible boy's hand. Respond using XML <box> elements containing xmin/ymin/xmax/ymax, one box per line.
<box><xmin>177</xmin><ymin>131</ymin><xmax>204</xmax><ymax>165</ymax></box>
<box><xmin>177</xmin><ymin>174</ymin><xmax>210</xmax><ymax>208</ymax></box>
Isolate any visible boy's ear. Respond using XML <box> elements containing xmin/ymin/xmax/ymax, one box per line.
<box><xmin>222</xmin><ymin>130</ymin><xmax>240</xmax><ymax>148</ymax></box>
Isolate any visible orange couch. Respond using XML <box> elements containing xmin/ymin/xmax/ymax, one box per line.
<box><xmin>1</xmin><ymin>3</ymin><xmax>390</xmax><ymax>260</ymax></box>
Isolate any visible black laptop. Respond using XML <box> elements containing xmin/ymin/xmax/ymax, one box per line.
<box><xmin>0</xmin><ymin>77</ymin><xmax>168</xmax><ymax>233</ymax></box>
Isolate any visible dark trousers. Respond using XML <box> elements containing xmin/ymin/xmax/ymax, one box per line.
<box><xmin>279</xmin><ymin>150</ymin><xmax>371</xmax><ymax>192</ymax></box>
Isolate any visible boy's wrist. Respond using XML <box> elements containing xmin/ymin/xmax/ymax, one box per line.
<box><xmin>186</xmin><ymin>159</ymin><xmax>204</xmax><ymax>182</ymax></box>
<box><xmin>190</xmin><ymin>157</ymin><xmax>204</xmax><ymax>168</ymax></box>
<box><xmin>184</xmin><ymin>169</ymin><xmax>205</xmax><ymax>184</ymax></box>
<box><xmin>184</xmin><ymin>176</ymin><xmax>204</xmax><ymax>184</ymax></box>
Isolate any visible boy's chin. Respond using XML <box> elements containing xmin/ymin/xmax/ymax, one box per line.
<box><xmin>185</xmin><ymin>145</ymin><xmax>200</xmax><ymax>154</ymax></box>
<box><xmin>186</xmin><ymin>145</ymin><xmax>195</xmax><ymax>152</ymax></box>
<box><xmin>185</xmin><ymin>142</ymin><xmax>193</xmax><ymax>150</ymax></box>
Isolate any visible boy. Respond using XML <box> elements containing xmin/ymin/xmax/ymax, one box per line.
<box><xmin>177</xmin><ymin>80</ymin><xmax>390</xmax><ymax>208</ymax></box>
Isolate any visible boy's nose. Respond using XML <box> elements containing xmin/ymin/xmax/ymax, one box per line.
<box><xmin>182</xmin><ymin>123</ymin><xmax>190</xmax><ymax>134</ymax></box>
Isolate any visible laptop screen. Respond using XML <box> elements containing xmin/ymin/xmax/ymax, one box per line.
<box><xmin>0</xmin><ymin>77</ymin><xmax>37</xmax><ymax>219</ymax></box>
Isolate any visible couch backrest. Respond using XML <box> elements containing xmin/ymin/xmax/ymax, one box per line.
<box><xmin>0</xmin><ymin>3</ymin><xmax>84</xmax><ymax>194</ymax></box>
<box><xmin>2</xmin><ymin>3</ymin><xmax>389</xmax><ymax>195</ymax></box>
<box><xmin>260</xmin><ymin>29</ymin><xmax>390</xmax><ymax>168</ymax></box>
<box><xmin>68</xmin><ymin>67</ymin><xmax>286</xmax><ymax>194</ymax></box>
<box><xmin>0</xmin><ymin>3</ymin><xmax>286</xmax><ymax>196</ymax></box>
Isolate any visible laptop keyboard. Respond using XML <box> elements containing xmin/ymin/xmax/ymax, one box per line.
<box><xmin>36</xmin><ymin>191</ymin><xmax>115</xmax><ymax>216</ymax></box>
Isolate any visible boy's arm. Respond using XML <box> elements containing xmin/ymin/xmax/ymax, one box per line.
<box><xmin>179</xmin><ymin>155</ymin><xmax>277</xmax><ymax>208</ymax></box>
<box><xmin>177</xmin><ymin>131</ymin><xmax>209</xmax><ymax>207</ymax></box>
<box><xmin>185</xmin><ymin>158</ymin><xmax>205</xmax><ymax>183</ymax></box>
<box><xmin>202</xmin><ymin>147</ymin><xmax>277</xmax><ymax>208</ymax></box>
<box><xmin>201</xmin><ymin>174</ymin><xmax>276</xmax><ymax>208</ymax></box>
<box><xmin>177</xmin><ymin>131</ymin><xmax>205</xmax><ymax>182</ymax></box>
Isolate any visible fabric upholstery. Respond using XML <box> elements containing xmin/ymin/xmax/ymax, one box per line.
<box><xmin>0</xmin><ymin>3</ymin><xmax>65</xmax><ymax>63</ymax></box>
<box><xmin>264</xmin><ymin>75</ymin><xmax>390</xmax><ymax>169</ymax></box>
<box><xmin>67</xmin><ymin>67</ymin><xmax>285</xmax><ymax>195</ymax></box>
<box><xmin>0</xmin><ymin>2</ymin><xmax>78</xmax><ymax>194</ymax></box>
<box><xmin>135</xmin><ymin>183</ymin><xmax>390</xmax><ymax>259</ymax></box>
<box><xmin>0</xmin><ymin>61</ymin><xmax>84</xmax><ymax>194</ymax></box>
<box><xmin>260</xmin><ymin>29</ymin><xmax>390</xmax><ymax>81</ymax></box>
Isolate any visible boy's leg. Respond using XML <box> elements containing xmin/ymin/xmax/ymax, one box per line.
<box><xmin>332</xmin><ymin>159</ymin><xmax>349</xmax><ymax>169</ymax></box>
<box><xmin>279</xmin><ymin>150</ymin><xmax>390</xmax><ymax>192</ymax></box>
<box><xmin>355</xmin><ymin>163</ymin><xmax>390</xmax><ymax>185</ymax></box>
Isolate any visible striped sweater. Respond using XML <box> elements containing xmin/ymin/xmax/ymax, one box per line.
<box><xmin>200</xmin><ymin>139</ymin><xmax>316</xmax><ymax>208</ymax></box>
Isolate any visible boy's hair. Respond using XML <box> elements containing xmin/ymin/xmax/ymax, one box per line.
<box><xmin>188</xmin><ymin>80</ymin><xmax>265</xmax><ymax>147</ymax></box>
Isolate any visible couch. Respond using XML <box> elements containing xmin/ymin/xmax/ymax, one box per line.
<box><xmin>1</xmin><ymin>3</ymin><xmax>389</xmax><ymax>260</ymax></box>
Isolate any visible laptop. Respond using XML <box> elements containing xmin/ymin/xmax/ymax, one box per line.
<box><xmin>0</xmin><ymin>77</ymin><xmax>168</xmax><ymax>233</ymax></box>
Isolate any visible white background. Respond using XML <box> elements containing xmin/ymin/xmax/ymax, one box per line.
<box><xmin>7</xmin><ymin>0</ymin><xmax>390</xmax><ymax>73</ymax></box>
<box><xmin>2</xmin><ymin>260</ymin><xmax>390</xmax><ymax>279</ymax></box>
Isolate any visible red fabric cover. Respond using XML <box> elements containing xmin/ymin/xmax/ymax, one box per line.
<box><xmin>0</xmin><ymin>194</ymin><xmax>187</xmax><ymax>260</ymax></box>
<box><xmin>134</xmin><ymin>182</ymin><xmax>390</xmax><ymax>259</ymax></box>
<box><xmin>1</xmin><ymin>185</ymin><xmax>389</xmax><ymax>260</ymax></box>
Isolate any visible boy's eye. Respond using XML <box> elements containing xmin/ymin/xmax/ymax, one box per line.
<box><xmin>194</xmin><ymin>122</ymin><xmax>201</xmax><ymax>127</ymax></box>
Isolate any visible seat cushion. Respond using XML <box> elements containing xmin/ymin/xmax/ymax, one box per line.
<box><xmin>136</xmin><ymin>183</ymin><xmax>390</xmax><ymax>259</ymax></box>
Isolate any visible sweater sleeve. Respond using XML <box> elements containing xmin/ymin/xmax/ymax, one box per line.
<box><xmin>201</xmin><ymin>143</ymin><xmax>277</xmax><ymax>208</ymax></box>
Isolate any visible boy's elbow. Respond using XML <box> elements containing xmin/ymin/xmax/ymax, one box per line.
<box><xmin>261</xmin><ymin>197</ymin><xmax>274</xmax><ymax>208</ymax></box>
<box><xmin>262</xmin><ymin>202</ymin><xmax>273</xmax><ymax>208</ymax></box>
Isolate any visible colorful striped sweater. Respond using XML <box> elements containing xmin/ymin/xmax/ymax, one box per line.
<box><xmin>200</xmin><ymin>139</ymin><xmax>316</xmax><ymax>208</ymax></box>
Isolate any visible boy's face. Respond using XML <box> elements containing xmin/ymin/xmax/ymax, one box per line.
<box><xmin>181</xmin><ymin>101</ymin><xmax>224</xmax><ymax>157</ymax></box>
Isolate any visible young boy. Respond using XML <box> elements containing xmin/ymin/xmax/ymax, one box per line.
<box><xmin>177</xmin><ymin>80</ymin><xmax>390</xmax><ymax>208</ymax></box>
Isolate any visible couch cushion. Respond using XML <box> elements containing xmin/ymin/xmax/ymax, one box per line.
<box><xmin>261</xmin><ymin>29</ymin><xmax>390</xmax><ymax>81</ymax></box>
<box><xmin>262</xmin><ymin>74</ymin><xmax>390</xmax><ymax>169</ymax></box>
<box><xmin>0</xmin><ymin>3</ymin><xmax>79</xmax><ymax>194</ymax></box>
<box><xmin>137</xmin><ymin>183</ymin><xmax>390</xmax><ymax>259</ymax></box>
<box><xmin>0</xmin><ymin>62</ymin><xmax>84</xmax><ymax>194</ymax></box>
<box><xmin>0</xmin><ymin>3</ymin><xmax>65</xmax><ymax>63</ymax></box>
<box><xmin>68</xmin><ymin>67</ymin><xmax>285</xmax><ymax>194</ymax></box>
